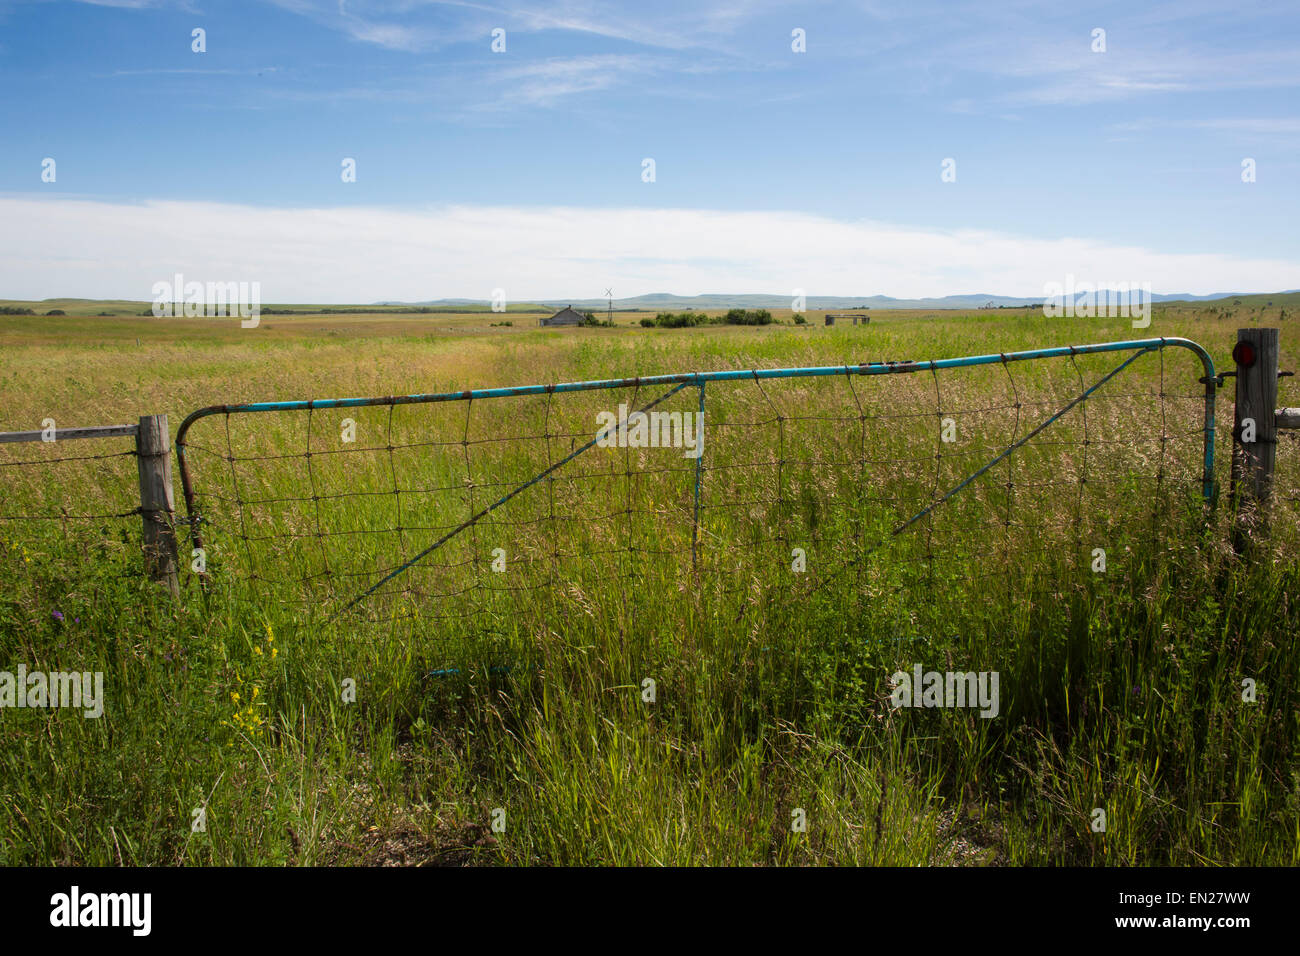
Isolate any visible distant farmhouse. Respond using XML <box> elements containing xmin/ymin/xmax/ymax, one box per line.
<box><xmin>540</xmin><ymin>305</ymin><xmax>585</xmax><ymax>327</ymax></box>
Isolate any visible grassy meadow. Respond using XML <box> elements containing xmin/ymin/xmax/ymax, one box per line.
<box><xmin>1</xmin><ymin>296</ymin><xmax>1298</xmax><ymax>866</ymax></box>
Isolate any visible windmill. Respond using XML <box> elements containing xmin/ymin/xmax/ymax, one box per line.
<box><xmin>604</xmin><ymin>288</ymin><xmax>616</xmax><ymax>325</ymax></box>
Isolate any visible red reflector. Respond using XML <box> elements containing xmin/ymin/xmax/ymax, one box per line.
<box><xmin>1233</xmin><ymin>341</ymin><xmax>1257</xmax><ymax>368</ymax></box>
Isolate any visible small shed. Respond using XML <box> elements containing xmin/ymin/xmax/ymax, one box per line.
<box><xmin>825</xmin><ymin>313</ymin><xmax>869</xmax><ymax>326</ymax></box>
<box><xmin>540</xmin><ymin>305</ymin><xmax>585</xmax><ymax>327</ymax></box>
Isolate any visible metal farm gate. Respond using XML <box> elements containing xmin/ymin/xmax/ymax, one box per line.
<box><xmin>172</xmin><ymin>337</ymin><xmax>1217</xmax><ymax>629</ymax></box>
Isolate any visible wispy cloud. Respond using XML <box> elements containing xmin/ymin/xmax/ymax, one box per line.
<box><xmin>1115</xmin><ymin>117</ymin><xmax>1300</xmax><ymax>136</ymax></box>
<box><xmin>265</xmin><ymin>0</ymin><xmax>453</xmax><ymax>50</ymax></box>
<box><xmin>261</xmin><ymin>51</ymin><xmax>676</xmax><ymax>112</ymax></box>
<box><xmin>490</xmin><ymin>53</ymin><xmax>660</xmax><ymax>106</ymax></box>
<box><xmin>851</xmin><ymin>2</ymin><xmax>1300</xmax><ymax>109</ymax></box>
<box><xmin>345</xmin><ymin>22</ymin><xmax>428</xmax><ymax>51</ymax></box>
<box><xmin>505</xmin><ymin>2</ymin><xmax>714</xmax><ymax>51</ymax></box>
<box><xmin>265</xmin><ymin>0</ymin><xmax>763</xmax><ymax>53</ymax></box>
<box><xmin>103</xmin><ymin>67</ymin><xmax>280</xmax><ymax>77</ymax></box>
<box><xmin>72</xmin><ymin>0</ymin><xmax>159</xmax><ymax>7</ymax></box>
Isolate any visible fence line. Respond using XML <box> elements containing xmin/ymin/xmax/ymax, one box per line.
<box><xmin>8</xmin><ymin>331</ymin><xmax>1297</xmax><ymax>641</ymax></box>
<box><xmin>0</xmin><ymin>424</ymin><xmax>140</xmax><ymax>443</ymax></box>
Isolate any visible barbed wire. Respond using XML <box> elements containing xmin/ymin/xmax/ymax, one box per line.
<box><xmin>0</xmin><ymin>445</ymin><xmax>140</xmax><ymax>523</ymax></box>
<box><xmin>0</xmin><ymin>439</ymin><xmax>146</xmax><ymax>586</ymax></box>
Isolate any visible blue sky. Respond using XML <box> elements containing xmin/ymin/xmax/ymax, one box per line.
<box><xmin>1</xmin><ymin>0</ymin><xmax>1297</xmax><ymax>301</ymax></box>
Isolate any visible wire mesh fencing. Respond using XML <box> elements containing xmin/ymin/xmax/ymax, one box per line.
<box><xmin>172</xmin><ymin>338</ymin><xmax>1218</xmax><ymax>651</ymax></box>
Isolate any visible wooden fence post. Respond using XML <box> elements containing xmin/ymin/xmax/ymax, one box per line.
<box><xmin>136</xmin><ymin>414</ymin><xmax>180</xmax><ymax>597</ymax></box>
<box><xmin>1230</xmin><ymin>327</ymin><xmax>1278</xmax><ymax>550</ymax></box>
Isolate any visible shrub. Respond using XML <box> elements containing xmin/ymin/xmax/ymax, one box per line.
<box><xmin>652</xmin><ymin>311</ymin><xmax>706</xmax><ymax>328</ymax></box>
<box><xmin>639</xmin><ymin>310</ymin><xmax>774</xmax><ymax>329</ymax></box>
<box><xmin>723</xmin><ymin>308</ymin><xmax>773</xmax><ymax>326</ymax></box>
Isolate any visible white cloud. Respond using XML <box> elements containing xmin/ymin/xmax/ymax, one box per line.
<box><xmin>0</xmin><ymin>197</ymin><xmax>1295</xmax><ymax>302</ymax></box>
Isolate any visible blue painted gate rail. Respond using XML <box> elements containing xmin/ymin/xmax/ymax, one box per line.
<box><xmin>173</xmin><ymin>336</ymin><xmax>1218</xmax><ymax>616</ymax></box>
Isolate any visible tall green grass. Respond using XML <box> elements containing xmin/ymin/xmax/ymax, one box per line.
<box><xmin>1</xmin><ymin>310</ymin><xmax>1297</xmax><ymax>865</ymax></box>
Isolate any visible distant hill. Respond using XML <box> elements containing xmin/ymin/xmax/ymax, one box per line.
<box><xmin>385</xmin><ymin>290</ymin><xmax>1300</xmax><ymax>311</ymax></box>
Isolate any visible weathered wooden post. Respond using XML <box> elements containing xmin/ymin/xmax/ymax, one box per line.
<box><xmin>1230</xmin><ymin>328</ymin><xmax>1278</xmax><ymax>551</ymax></box>
<box><xmin>136</xmin><ymin>414</ymin><xmax>180</xmax><ymax>596</ymax></box>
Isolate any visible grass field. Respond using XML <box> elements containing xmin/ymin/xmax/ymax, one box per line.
<box><xmin>1</xmin><ymin>298</ymin><xmax>1298</xmax><ymax>866</ymax></box>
